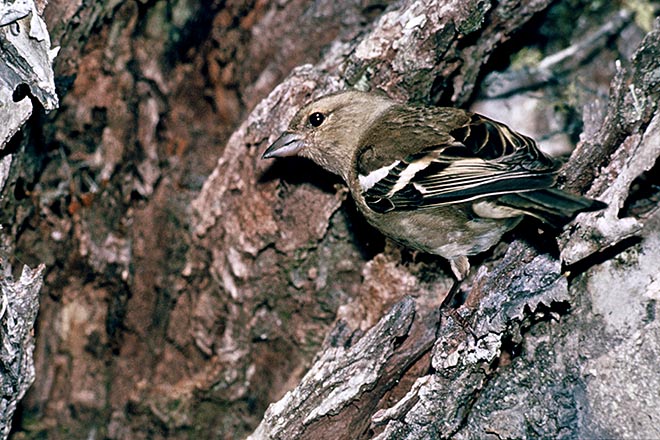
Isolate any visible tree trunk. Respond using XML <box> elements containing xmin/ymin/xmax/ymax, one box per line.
<box><xmin>1</xmin><ymin>1</ymin><xmax>56</xmax><ymax>436</ymax></box>
<box><xmin>1</xmin><ymin>1</ymin><xmax>659</xmax><ymax>439</ymax></box>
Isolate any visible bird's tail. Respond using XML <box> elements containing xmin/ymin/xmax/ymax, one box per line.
<box><xmin>497</xmin><ymin>188</ymin><xmax>606</xmax><ymax>227</ymax></box>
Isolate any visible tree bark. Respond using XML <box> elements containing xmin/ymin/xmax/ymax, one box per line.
<box><xmin>0</xmin><ymin>0</ymin><xmax>56</xmax><ymax>436</ymax></box>
<box><xmin>2</xmin><ymin>0</ymin><xmax>659</xmax><ymax>439</ymax></box>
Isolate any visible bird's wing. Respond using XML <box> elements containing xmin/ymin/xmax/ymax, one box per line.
<box><xmin>357</xmin><ymin>112</ymin><xmax>560</xmax><ymax>214</ymax></box>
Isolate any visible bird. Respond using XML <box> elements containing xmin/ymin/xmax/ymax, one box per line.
<box><xmin>262</xmin><ymin>90</ymin><xmax>605</xmax><ymax>283</ymax></box>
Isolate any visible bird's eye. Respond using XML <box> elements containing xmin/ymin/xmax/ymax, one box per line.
<box><xmin>308</xmin><ymin>112</ymin><xmax>325</xmax><ymax>127</ymax></box>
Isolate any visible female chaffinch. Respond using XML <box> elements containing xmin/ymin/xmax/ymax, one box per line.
<box><xmin>263</xmin><ymin>90</ymin><xmax>605</xmax><ymax>281</ymax></box>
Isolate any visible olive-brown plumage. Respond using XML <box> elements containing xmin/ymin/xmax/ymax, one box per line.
<box><xmin>263</xmin><ymin>90</ymin><xmax>605</xmax><ymax>280</ymax></box>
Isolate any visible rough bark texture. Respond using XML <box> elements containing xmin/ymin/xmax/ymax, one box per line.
<box><xmin>1</xmin><ymin>0</ymin><xmax>659</xmax><ymax>439</ymax></box>
<box><xmin>0</xmin><ymin>0</ymin><xmax>55</xmax><ymax>436</ymax></box>
<box><xmin>0</xmin><ymin>264</ymin><xmax>44</xmax><ymax>440</ymax></box>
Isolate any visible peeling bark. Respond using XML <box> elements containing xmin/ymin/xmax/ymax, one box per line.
<box><xmin>0</xmin><ymin>263</ymin><xmax>44</xmax><ymax>439</ymax></box>
<box><xmin>0</xmin><ymin>0</ymin><xmax>55</xmax><ymax>436</ymax></box>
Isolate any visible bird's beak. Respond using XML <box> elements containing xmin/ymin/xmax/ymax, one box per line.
<box><xmin>262</xmin><ymin>132</ymin><xmax>305</xmax><ymax>159</ymax></box>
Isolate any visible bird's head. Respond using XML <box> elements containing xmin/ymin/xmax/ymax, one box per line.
<box><xmin>262</xmin><ymin>90</ymin><xmax>395</xmax><ymax>180</ymax></box>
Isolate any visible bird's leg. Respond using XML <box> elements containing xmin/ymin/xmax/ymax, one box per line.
<box><xmin>442</xmin><ymin>255</ymin><xmax>470</xmax><ymax>309</ymax></box>
<box><xmin>440</xmin><ymin>278</ymin><xmax>462</xmax><ymax>309</ymax></box>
